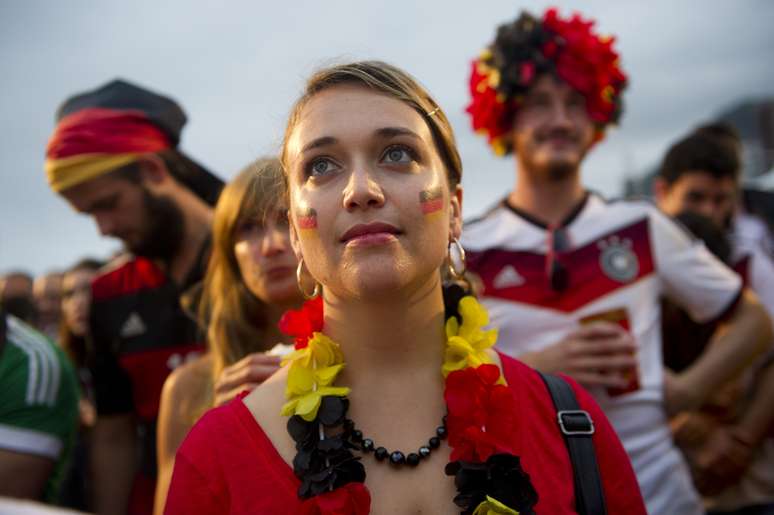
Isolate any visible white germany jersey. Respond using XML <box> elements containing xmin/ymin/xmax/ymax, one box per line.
<box><xmin>462</xmin><ymin>193</ymin><xmax>742</xmax><ymax>515</ymax></box>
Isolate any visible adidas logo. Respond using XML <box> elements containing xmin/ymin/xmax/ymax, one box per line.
<box><xmin>493</xmin><ymin>265</ymin><xmax>525</xmax><ymax>289</ymax></box>
<box><xmin>120</xmin><ymin>312</ymin><xmax>147</xmax><ymax>338</ymax></box>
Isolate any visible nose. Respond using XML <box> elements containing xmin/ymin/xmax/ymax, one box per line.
<box><xmin>342</xmin><ymin>164</ymin><xmax>385</xmax><ymax>211</ymax></box>
<box><xmin>95</xmin><ymin>214</ymin><xmax>115</xmax><ymax>237</ymax></box>
<box><xmin>695</xmin><ymin>201</ymin><xmax>715</xmax><ymax>220</ymax></box>
<box><xmin>260</xmin><ymin>225</ymin><xmax>288</xmax><ymax>257</ymax></box>
<box><xmin>548</xmin><ymin>100</ymin><xmax>573</xmax><ymax>129</ymax></box>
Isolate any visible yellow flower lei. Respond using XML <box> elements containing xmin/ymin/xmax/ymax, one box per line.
<box><xmin>472</xmin><ymin>495</ymin><xmax>521</xmax><ymax>515</ymax></box>
<box><xmin>281</xmin><ymin>332</ymin><xmax>350</xmax><ymax>421</ymax></box>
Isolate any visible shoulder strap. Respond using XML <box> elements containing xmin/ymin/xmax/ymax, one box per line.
<box><xmin>538</xmin><ymin>372</ymin><xmax>607</xmax><ymax>515</ymax></box>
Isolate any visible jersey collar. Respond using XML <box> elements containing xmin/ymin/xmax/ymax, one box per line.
<box><xmin>502</xmin><ymin>191</ymin><xmax>591</xmax><ymax>230</ymax></box>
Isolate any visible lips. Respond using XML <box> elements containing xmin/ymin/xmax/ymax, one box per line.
<box><xmin>340</xmin><ymin>222</ymin><xmax>401</xmax><ymax>243</ymax></box>
<box><xmin>264</xmin><ymin>265</ymin><xmax>295</xmax><ymax>280</ymax></box>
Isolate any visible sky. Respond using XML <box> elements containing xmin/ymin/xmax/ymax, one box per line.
<box><xmin>1</xmin><ymin>0</ymin><xmax>772</xmax><ymax>275</ymax></box>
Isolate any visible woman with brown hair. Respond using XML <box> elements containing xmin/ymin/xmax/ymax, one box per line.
<box><xmin>165</xmin><ymin>62</ymin><xmax>645</xmax><ymax>514</ymax></box>
<box><xmin>154</xmin><ymin>158</ymin><xmax>303</xmax><ymax>514</ymax></box>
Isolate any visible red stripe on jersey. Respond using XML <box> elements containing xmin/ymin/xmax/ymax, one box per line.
<box><xmin>92</xmin><ymin>257</ymin><xmax>167</xmax><ymax>302</ymax></box>
<box><xmin>468</xmin><ymin>218</ymin><xmax>655</xmax><ymax>313</ymax></box>
<box><xmin>119</xmin><ymin>343</ymin><xmax>204</xmax><ymax>421</ymax></box>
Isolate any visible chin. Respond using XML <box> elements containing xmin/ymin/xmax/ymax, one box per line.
<box><xmin>532</xmin><ymin>154</ymin><xmax>579</xmax><ymax>181</ymax></box>
<box><xmin>341</xmin><ymin>267</ymin><xmax>407</xmax><ymax>299</ymax></box>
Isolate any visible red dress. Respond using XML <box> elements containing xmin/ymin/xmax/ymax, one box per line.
<box><xmin>165</xmin><ymin>355</ymin><xmax>646</xmax><ymax>514</ymax></box>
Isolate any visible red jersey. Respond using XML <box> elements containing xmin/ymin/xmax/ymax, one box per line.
<box><xmin>165</xmin><ymin>354</ymin><xmax>645</xmax><ymax>514</ymax></box>
<box><xmin>90</xmin><ymin>251</ymin><xmax>207</xmax><ymax>514</ymax></box>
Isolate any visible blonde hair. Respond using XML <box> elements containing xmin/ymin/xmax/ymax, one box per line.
<box><xmin>280</xmin><ymin>60</ymin><xmax>462</xmax><ymax>188</ymax></box>
<box><xmin>197</xmin><ymin>158</ymin><xmax>287</xmax><ymax>390</ymax></box>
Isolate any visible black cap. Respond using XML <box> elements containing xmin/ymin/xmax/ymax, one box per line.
<box><xmin>56</xmin><ymin>79</ymin><xmax>187</xmax><ymax>147</ymax></box>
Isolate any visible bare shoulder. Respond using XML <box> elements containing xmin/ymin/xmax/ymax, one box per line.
<box><xmin>164</xmin><ymin>354</ymin><xmax>212</xmax><ymax>396</ymax></box>
<box><xmin>241</xmin><ymin>366</ymin><xmax>295</xmax><ymax>465</ymax></box>
<box><xmin>161</xmin><ymin>354</ymin><xmax>213</xmax><ymax>418</ymax></box>
<box><xmin>243</xmin><ymin>365</ymin><xmax>288</xmax><ymax>420</ymax></box>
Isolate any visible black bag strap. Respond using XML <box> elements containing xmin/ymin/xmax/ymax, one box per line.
<box><xmin>539</xmin><ymin>372</ymin><xmax>607</xmax><ymax>515</ymax></box>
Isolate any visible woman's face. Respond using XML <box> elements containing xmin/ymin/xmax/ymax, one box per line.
<box><xmin>61</xmin><ymin>268</ymin><xmax>96</xmax><ymax>337</ymax></box>
<box><xmin>233</xmin><ymin>210</ymin><xmax>300</xmax><ymax>306</ymax></box>
<box><xmin>284</xmin><ymin>85</ymin><xmax>462</xmax><ymax>299</ymax></box>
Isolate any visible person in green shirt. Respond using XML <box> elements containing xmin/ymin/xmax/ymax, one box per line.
<box><xmin>0</xmin><ymin>307</ymin><xmax>79</xmax><ymax>503</ymax></box>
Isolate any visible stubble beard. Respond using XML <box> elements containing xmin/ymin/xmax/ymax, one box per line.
<box><xmin>127</xmin><ymin>189</ymin><xmax>186</xmax><ymax>262</ymax></box>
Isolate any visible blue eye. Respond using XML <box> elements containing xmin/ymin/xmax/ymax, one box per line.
<box><xmin>382</xmin><ymin>145</ymin><xmax>415</xmax><ymax>164</ymax></box>
<box><xmin>308</xmin><ymin>158</ymin><xmax>339</xmax><ymax>177</ymax></box>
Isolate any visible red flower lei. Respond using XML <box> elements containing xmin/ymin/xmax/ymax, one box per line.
<box><xmin>467</xmin><ymin>7</ymin><xmax>628</xmax><ymax>155</ymax></box>
<box><xmin>279</xmin><ymin>296</ymin><xmax>536</xmax><ymax>514</ymax></box>
<box><xmin>279</xmin><ymin>295</ymin><xmax>324</xmax><ymax>349</ymax></box>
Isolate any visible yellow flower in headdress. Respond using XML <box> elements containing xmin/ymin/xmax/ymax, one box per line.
<box><xmin>442</xmin><ymin>296</ymin><xmax>500</xmax><ymax>378</ymax></box>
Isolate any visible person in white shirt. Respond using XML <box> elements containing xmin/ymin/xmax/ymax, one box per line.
<box><xmin>461</xmin><ymin>8</ymin><xmax>773</xmax><ymax>514</ymax></box>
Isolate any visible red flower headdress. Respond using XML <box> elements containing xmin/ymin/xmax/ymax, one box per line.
<box><xmin>467</xmin><ymin>7</ymin><xmax>628</xmax><ymax>155</ymax></box>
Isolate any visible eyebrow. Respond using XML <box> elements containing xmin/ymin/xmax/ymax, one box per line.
<box><xmin>300</xmin><ymin>136</ymin><xmax>337</xmax><ymax>154</ymax></box>
<box><xmin>298</xmin><ymin>127</ymin><xmax>423</xmax><ymax>155</ymax></box>
<box><xmin>375</xmin><ymin>127</ymin><xmax>422</xmax><ymax>141</ymax></box>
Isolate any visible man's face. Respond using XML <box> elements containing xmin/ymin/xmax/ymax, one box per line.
<box><xmin>511</xmin><ymin>74</ymin><xmax>596</xmax><ymax>181</ymax></box>
<box><xmin>655</xmin><ymin>171</ymin><xmax>737</xmax><ymax>229</ymax></box>
<box><xmin>61</xmin><ymin>172</ymin><xmax>184</xmax><ymax>260</ymax></box>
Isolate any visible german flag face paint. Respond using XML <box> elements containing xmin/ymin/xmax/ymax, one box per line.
<box><xmin>419</xmin><ymin>186</ymin><xmax>444</xmax><ymax>218</ymax></box>
<box><xmin>297</xmin><ymin>206</ymin><xmax>318</xmax><ymax>233</ymax></box>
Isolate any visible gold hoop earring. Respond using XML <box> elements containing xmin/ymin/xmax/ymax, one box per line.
<box><xmin>296</xmin><ymin>258</ymin><xmax>321</xmax><ymax>299</ymax></box>
<box><xmin>448</xmin><ymin>238</ymin><xmax>467</xmax><ymax>280</ymax></box>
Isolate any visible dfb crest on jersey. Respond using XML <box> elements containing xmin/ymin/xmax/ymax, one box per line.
<box><xmin>598</xmin><ymin>236</ymin><xmax>638</xmax><ymax>282</ymax></box>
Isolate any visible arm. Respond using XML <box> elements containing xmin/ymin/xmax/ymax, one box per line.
<box><xmin>91</xmin><ymin>414</ymin><xmax>137</xmax><ymax>515</ymax></box>
<box><xmin>520</xmin><ymin>322</ymin><xmax>638</xmax><ymax>389</ymax></box>
<box><xmin>0</xmin><ymin>450</ymin><xmax>54</xmax><ymax>499</ymax></box>
<box><xmin>690</xmin><ymin>358</ymin><xmax>774</xmax><ymax>494</ymax></box>
<box><xmin>665</xmin><ymin>289</ymin><xmax>773</xmax><ymax>414</ymax></box>
<box><xmin>154</xmin><ymin>362</ymin><xmax>207</xmax><ymax>515</ymax></box>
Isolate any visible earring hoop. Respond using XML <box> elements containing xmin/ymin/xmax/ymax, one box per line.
<box><xmin>448</xmin><ymin>238</ymin><xmax>467</xmax><ymax>280</ymax></box>
<box><xmin>296</xmin><ymin>258</ymin><xmax>321</xmax><ymax>299</ymax></box>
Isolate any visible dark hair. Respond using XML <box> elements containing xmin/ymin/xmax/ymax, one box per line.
<box><xmin>658</xmin><ymin>132</ymin><xmax>740</xmax><ymax>185</ymax></box>
<box><xmin>109</xmin><ymin>149</ymin><xmax>224</xmax><ymax>206</ymax></box>
<box><xmin>694</xmin><ymin>122</ymin><xmax>741</xmax><ymax>147</ymax></box>
<box><xmin>59</xmin><ymin>258</ymin><xmax>104</xmax><ymax>368</ymax></box>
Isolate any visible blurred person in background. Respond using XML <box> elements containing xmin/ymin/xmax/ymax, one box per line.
<box><xmin>1</xmin><ymin>271</ymin><xmax>37</xmax><ymax>324</ymax></box>
<box><xmin>0</xmin><ymin>305</ymin><xmax>79</xmax><ymax>503</ymax></box>
<box><xmin>154</xmin><ymin>159</ymin><xmax>303</xmax><ymax>514</ymax></box>
<box><xmin>460</xmin><ymin>8</ymin><xmax>773</xmax><ymax>514</ymax></box>
<box><xmin>656</xmin><ymin>130</ymin><xmax>774</xmax><ymax>515</ymax></box>
<box><xmin>44</xmin><ymin>79</ymin><xmax>223</xmax><ymax>515</ymax></box>
<box><xmin>57</xmin><ymin>258</ymin><xmax>103</xmax><ymax>512</ymax></box>
<box><xmin>693</xmin><ymin>123</ymin><xmax>774</xmax><ymax>257</ymax></box>
<box><xmin>33</xmin><ymin>271</ymin><xmax>64</xmax><ymax>340</ymax></box>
